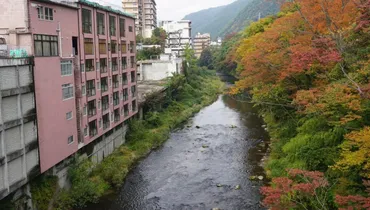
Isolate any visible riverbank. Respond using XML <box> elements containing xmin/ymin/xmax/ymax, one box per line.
<box><xmin>28</xmin><ymin>69</ymin><xmax>224</xmax><ymax>210</ymax></box>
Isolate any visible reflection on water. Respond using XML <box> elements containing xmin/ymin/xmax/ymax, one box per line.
<box><xmin>84</xmin><ymin>93</ymin><xmax>269</xmax><ymax>210</ymax></box>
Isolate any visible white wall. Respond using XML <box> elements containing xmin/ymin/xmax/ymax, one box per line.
<box><xmin>140</xmin><ymin>59</ymin><xmax>182</xmax><ymax>81</ymax></box>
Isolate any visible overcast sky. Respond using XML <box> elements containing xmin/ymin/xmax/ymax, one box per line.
<box><xmin>99</xmin><ymin>0</ymin><xmax>235</xmax><ymax>20</ymax></box>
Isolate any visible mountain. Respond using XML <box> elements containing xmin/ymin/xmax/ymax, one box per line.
<box><xmin>183</xmin><ymin>0</ymin><xmax>253</xmax><ymax>39</ymax></box>
<box><xmin>220</xmin><ymin>0</ymin><xmax>280</xmax><ymax>37</ymax></box>
<box><xmin>183</xmin><ymin>0</ymin><xmax>279</xmax><ymax>39</ymax></box>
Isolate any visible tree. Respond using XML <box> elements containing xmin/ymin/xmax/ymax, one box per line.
<box><xmin>198</xmin><ymin>47</ymin><xmax>214</xmax><ymax>69</ymax></box>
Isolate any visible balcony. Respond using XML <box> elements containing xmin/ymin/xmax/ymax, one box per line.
<box><xmin>103</xmin><ymin>114</ymin><xmax>110</xmax><ymax>130</ymax></box>
<box><xmin>89</xmin><ymin>120</ymin><xmax>97</xmax><ymax>137</ymax></box>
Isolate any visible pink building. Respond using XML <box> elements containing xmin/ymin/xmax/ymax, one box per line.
<box><xmin>30</xmin><ymin>0</ymin><xmax>137</xmax><ymax>173</ymax></box>
<box><xmin>0</xmin><ymin>0</ymin><xmax>137</xmax><ymax>200</ymax></box>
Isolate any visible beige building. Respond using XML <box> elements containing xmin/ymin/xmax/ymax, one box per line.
<box><xmin>193</xmin><ymin>33</ymin><xmax>211</xmax><ymax>58</ymax></box>
<box><xmin>123</xmin><ymin>0</ymin><xmax>157</xmax><ymax>38</ymax></box>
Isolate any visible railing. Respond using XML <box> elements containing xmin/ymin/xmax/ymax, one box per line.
<box><xmin>89</xmin><ymin>128</ymin><xmax>97</xmax><ymax>137</ymax></box>
<box><xmin>100</xmin><ymin>66</ymin><xmax>107</xmax><ymax>73</ymax></box>
<box><xmin>87</xmin><ymin>89</ymin><xmax>96</xmax><ymax>97</ymax></box>
<box><xmin>113</xmin><ymin>82</ymin><xmax>119</xmax><ymax>89</ymax></box>
<box><xmin>112</xmin><ymin>64</ymin><xmax>118</xmax><ymax>71</ymax></box>
<box><xmin>88</xmin><ymin>108</ymin><xmax>96</xmax><ymax>117</ymax></box>
<box><xmin>102</xmin><ymin>103</ymin><xmax>109</xmax><ymax>111</ymax></box>
<box><xmin>101</xmin><ymin>84</ymin><xmax>108</xmax><ymax>92</ymax></box>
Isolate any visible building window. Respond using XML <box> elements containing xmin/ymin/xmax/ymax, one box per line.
<box><xmin>102</xmin><ymin>95</ymin><xmax>109</xmax><ymax>111</ymax></box>
<box><xmin>86</xmin><ymin>80</ymin><xmax>96</xmax><ymax>97</ymax></box>
<box><xmin>99</xmin><ymin>39</ymin><xmax>106</xmax><ymax>54</ymax></box>
<box><xmin>97</xmin><ymin>81</ymin><xmax>100</xmax><ymax>90</ymax></box>
<box><xmin>99</xmin><ymin>119</ymin><xmax>102</xmax><ymax>128</ymax></box>
<box><xmin>66</xmin><ymin>111</ymin><xmax>73</xmax><ymax>120</ymax></box>
<box><xmin>112</xmin><ymin>58</ymin><xmax>118</xmax><ymax>71</ymax></box>
<box><xmin>129</xmin><ymin>41</ymin><xmax>135</xmax><ymax>53</ymax></box>
<box><xmin>89</xmin><ymin>120</ymin><xmax>97</xmax><ymax>137</ymax></box>
<box><xmin>97</xmin><ymin>12</ymin><xmax>105</xmax><ymax>35</ymax></box>
<box><xmin>131</xmin><ymin>71</ymin><xmax>136</xmax><ymax>82</ymax></box>
<box><xmin>82</xmin><ymin>9</ymin><xmax>92</xmax><ymax>33</ymax></box>
<box><xmin>109</xmin><ymin>16</ymin><xmax>116</xmax><ymax>36</ymax></box>
<box><xmin>84</xmin><ymin>38</ymin><xmax>94</xmax><ymax>55</ymax></box>
<box><xmin>101</xmin><ymin>77</ymin><xmax>108</xmax><ymax>92</ymax></box>
<box><xmin>82</xmin><ymin>85</ymin><xmax>86</xmax><ymax>95</ymax></box>
<box><xmin>61</xmin><ymin>60</ymin><xmax>73</xmax><ymax>76</ymax></box>
<box><xmin>111</xmin><ymin>41</ymin><xmax>117</xmax><ymax>54</ymax></box>
<box><xmin>113</xmin><ymin>91</ymin><xmax>120</xmax><ymax>106</ymax></box>
<box><xmin>114</xmin><ymin>108</ymin><xmax>120</xmax><ymax>122</ymax></box>
<box><xmin>83</xmin><ymin>105</ymin><xmax>87</xmax><ymax>116</ymax></box>
<box><xmin>132</xmin><ymin>100</ymin><xmax>137</xmax><ymax>112</ymax></box>
<box><xmin>37</xmin><ymin>7</ymin><xmax>53</xmax><ymax>20</ymax></box>
<box><xmin>124</xmin><ymin>104</ymin><xmax>129</xmax><ymax>117</ymax></box>
<box><xmin>131</xmin><ymin>85</ymin><xmax>136</xmax><ymax>97</ymax></box>
<box><xmin>100</xmin><ymin>58</ymin><xmax>107</xmax><ymax>73</ymax></box>
<box><xmin>130</xmin><ymin>56</ymin><xmax>135</xmax><ymax>68</ymax></box>
<box><xmin>98</xmin><ymin>100</ymin><xmax>101</xmax><ymax>109</ymax></box>
<box><xmin>62</xmin><ymin>84</ymin><xmax>74</xmax><ymax>100</ymax></box>
<box><xmin>122</xmin><ymin>57</ymin><xmax>127</xmax><ymax>69</ymax></box>
<box><xmin>103</xmin><ymin>113</ymin><xmax>110</xmax><ymax>130</ymax></box>
<box><xmin>34</xmin><ymin>35</ymin><xmax>58</xmax><ymax>57</ymax></box>
<box><xmin>113</xmin><ymin>75</ymin><xmax>119</xmax><ymax>89</ymax></box>
<box><xmin>121</xmin><ymin>41</ymin><xmax>127</xmax><ymax>53</ymax></box>
<box><xmin>85</xmin><ymin>59</ymin><xmax>94</xmax><ymax>72</ymax></box>
<box><xmin>122</xmin><ymin>73</ymin><xmax>128</xmax><ymax>85</ymax></box>
<box><xmin>120</xmin><ymin>18</ymin><xmax>126</xmax><ymax>37</ymax></box>
<box><xmin>129</xmin><ymin>26</ymin><xmax>133</xmax><ymax>32</ymax></box>
<box><xmin>84</xmin><ymin>128</ymin><xmax>88</xmax><ymax>137</ymax></box>
<box><xmin>123</xmin><ymin>88</ymin><xmax>128</xmax><ymax>101</ymax></box>
<box><xmin>88</xmin><ymin>100</ymin><xmax>96</xmax><ymax>117</ymax></box>
<box><xmin>68</xmin><ymin>136</ymin><xmax>74</xmax><ymax>144</ymax></box>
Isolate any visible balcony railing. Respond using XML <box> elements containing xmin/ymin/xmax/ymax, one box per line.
<box><xmin>103</xmin><ymin>121</ymin><xmax>110</xmax><ymax>130</ymax></box>
<box><xmin>89</xmin><ymin>128</ymin><xmax>97</xmax><ymax>137</ymax></box>
<box><xmin>88</xmin><ymin>108</ymin><xmax>96</xmax><ymax>117</ymax></box>
<box><xmin>112</xmin><ymin>64</ymin><xmax>118</xmax><ymax>71</ymax></box>
<box><xmin>87</xmin><ymin>89</ymin><xmax>96</xmax><ymax>97</ymax></box>
<box><xmin>102</xmin><ymin>103</ymin><xmax>109</xmax><ymax>111</ymax></box>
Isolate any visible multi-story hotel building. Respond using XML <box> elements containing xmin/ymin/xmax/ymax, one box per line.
<box><xmin>159</xmin><ymin>20</ymin><xmax>192</xmax><ymax>56</ymax></box>
<box><xmin>193</xmin><ymin>33</ymin><xmax>211</xmax><ymax>58</ymax></box>
<box><xmin>122</xmin><ymin>0</ymin><xmax>157</xmax><ymax>38</ymax></box>
<box><xmin>0</xmin><ymin>0</ymin><xmax>137</xmax><ymax>202</ymax></box>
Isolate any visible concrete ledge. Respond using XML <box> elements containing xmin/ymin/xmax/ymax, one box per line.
<box><xmin>7</xmin><ymin>149</ymin><xmax>23</xmax><ymax>162</ymax></box>
<box><xmin>1</xmin><ymin>86</ymin><xmax>33</xmax><ymax>97</ymax></box>
<box><xmin>9</xmin><ymin>178</ymin><xmax>27</xmax><ymax>196</ymax></box>
<box><xmin>2</xmin><ymin>114</ymin><xmax>37</xmax><ymax>130</ymax></box>
<box><xmin>25</xmin><ymin>140</ymin><xmax>38</xmax><ymax>153</ymax></box>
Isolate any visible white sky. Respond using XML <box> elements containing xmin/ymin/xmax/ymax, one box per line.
<box><xmin>98</xmin><ymin>0</ymin><xmax>235</xmax><ymax>20</ymax></box>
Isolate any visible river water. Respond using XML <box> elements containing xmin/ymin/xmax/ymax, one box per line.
<box><xmin>86</xmin><ymin>92</ymin><xmax>270</xmax><ymax>210</ymax></box>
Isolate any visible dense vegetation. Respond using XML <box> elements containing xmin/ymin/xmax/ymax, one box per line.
<box><xmin>183</xmin><ymin>0</ymin><xmax>279</xmax><ymax>38</ymax></box>
<box><xmin>211</xmin><ymin>0</ymin><xmax>370</xmax><ymax>209</ymax></box>
<box><xmin>29</xmin><ymin>47</ymin><xmax>223</xmax><ymax>210</ymax></box>
<box><xmin>137</xmin><ymin>28</ymin><xmax>167</xmax><ymax>60</ymax></box>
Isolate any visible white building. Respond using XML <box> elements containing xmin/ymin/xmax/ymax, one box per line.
<box><xmin>137</xmin><ymin>54</ymin><xmax>183</xmax><ymax>81</ymax></box>
<box><xmin>210</xmin><ymin>37</ymin><xmax>222</xmax><ymax>46</ymax></box>
<box><xmin>159</xmin><ymin>20</ymin><xmax>192</xmax><ymax>56</ymax></box>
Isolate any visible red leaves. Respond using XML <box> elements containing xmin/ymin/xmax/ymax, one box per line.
<box><xmin>261</xmin><ymin>169</ymin><xmax>329</xmax><ymax>209</ymax></box>
<box><xmin>355</xmin><ymin>0</ymin><xmax>370</xmax><ymax>32</ymax></box>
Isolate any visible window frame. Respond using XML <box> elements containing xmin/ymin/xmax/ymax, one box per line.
<box><xmin>62</xmin><ymin>84</ymin><xmax>74</xmax><ymax>100</ymax></box>
<box><xmin>61</xmin><ymin>60</ymin><xmax>73</xmax><ymax>76</ymax></box>
<box><xmin>34</xmin><ymin>34</ymin><xmax>58</xmax><ymax>57</ymax></box>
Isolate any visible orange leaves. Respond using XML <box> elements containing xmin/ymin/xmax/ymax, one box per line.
<box><xmin>294</xmin><ymin>0</ymin><xmax>358</xmax><ymax>34</ymax></box>
<box><xmin>294</xmin><ymin>84</ymin><xmax>364</xmax><ymax>125</ymax></box>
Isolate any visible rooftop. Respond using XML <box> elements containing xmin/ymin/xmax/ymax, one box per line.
<box><xmin>79</xmin><ymin>0</ymin><xmax>135</xmax><ymax>18</ymax></box>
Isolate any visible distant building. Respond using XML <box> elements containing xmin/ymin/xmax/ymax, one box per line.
<box><xmin>122</xmin><ymin>0</ymin><xmax>157</xmax><ymax>38</ymax></box>
<box><xmin>137</xmin><ymin>54</ymin><xmax>182</xmax><ymax>81</ymax></box>
<box><xmin>159</xmin><ymin>20</ymin><xmax>192</xmax><ymax>56</ymax></box>
<box><xmin>193</xmin><ymin>33</ymin><xmax>211</xmax><ymax>58</ymax></box>
<box><xmin>210</xmin><ymin>37</ymin><xmax>222</xmax><ymax>46</ymax></box>
<box><xmin>0</xmin><ymin>0</ymin><xmax>138</xmax><ymax>203</ymax></box>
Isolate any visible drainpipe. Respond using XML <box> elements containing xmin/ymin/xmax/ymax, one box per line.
<box><xmin>57</xmin><ymin>22</ymin><xmax>63</xmax><ymax>57</ymax></box>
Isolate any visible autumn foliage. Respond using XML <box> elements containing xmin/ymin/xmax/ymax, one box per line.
<box><xmin>212</xmin><ymin>0</ymin><xmax>370</xmax><ymax>209</ymax></box>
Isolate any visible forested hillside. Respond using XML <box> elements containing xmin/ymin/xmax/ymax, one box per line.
<box><xmin>183</xmin><ymin>0</ymin><xmax>252</xmax><ymax>38</ymax></box>
<box><xmin>210</xmin><ymin>0</ymin><xmax>370</xmax><ymax>208</ymax></box>
<box><xmin>219</xmin><ymin>0</ymin><xmax>279</xmax><ymax>37</ymax></box>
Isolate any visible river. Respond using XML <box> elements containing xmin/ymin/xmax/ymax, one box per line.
<box><xmin>86</xmin><ymin>92</ymin><xmax>270</xmax><ymax>210</ymax></box>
